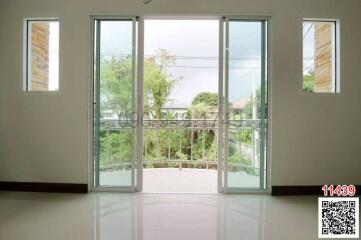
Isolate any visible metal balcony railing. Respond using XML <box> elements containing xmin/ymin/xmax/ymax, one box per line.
<box><xmin>98</xmin><ymin>119</ymin><xmax>264</xmax><ymax>176</ymax></box>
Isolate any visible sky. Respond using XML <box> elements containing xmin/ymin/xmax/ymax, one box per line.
<box><xmin>48</xmin><ymin>22</ymin><xmax>59</xmax><ymax>91</ymax></box>
<box><xmin>303</xmin><ymin>22</ymin><xmax>315</xmax><ymax>74</ymax></box>
<box><xmin>100</xmin><ymin>20</ymin><xmax>265</xmax><ymax>106</ymax></box>
<box><xmin>145</xmin><ymin>20</ymin><xmax>263</xmax><ymax>104</ymax></box>
<box><xmin>49</xmin><ymin>20</ymin><xmax>314</xmax><ymax>98</ymax></box>
<box><xmin>144</xmin><ymin>20</ymin><xmax>219</xmax><ymax>106</ymax></box>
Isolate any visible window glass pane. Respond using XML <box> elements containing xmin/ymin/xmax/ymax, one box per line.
<box><xmin>95</xmin><ymin>20</ymin><xmax>134</xmax><ymax>187</ymax></box>
<box><xmin>227</xmin><ymin>21</ymin><xmax>267</xmax><ymax>189</ymax></box>
<box><xmin>26</xmin><ymin>20</ymin><xmax>59</xmax><ymax>91</ymax></box>
<box><xmin>303</xmin><ymin>21</ymin><xmax>337</xmax><ymax>93</ymax></box>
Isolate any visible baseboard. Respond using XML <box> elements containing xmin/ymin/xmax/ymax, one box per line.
<box><xmin>272</xmin><ymin>185</ymin><xmax>361</xmax><ymax>196</ymax></box>
<box><xmin>0</xmin><ymin>181</ymin><xmax>88</xmax><ymax>193</ymax></box>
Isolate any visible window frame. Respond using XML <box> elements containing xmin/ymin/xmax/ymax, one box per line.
<box><xmin>91</xmin><ymin>17</ymin><xmax>140</xmax><ymax>192</ymax></box>
<box><xmin>23</xmin><ymin>18</ymin><xmax>60</xmax><ymax>92</ymax></box>
<box><xmin>302</xmin><ymin>18</ymin><xmax>340</xmax><ymax>94</ymax></box>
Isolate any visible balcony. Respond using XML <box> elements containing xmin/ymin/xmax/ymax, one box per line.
<box><xmin>97</xmin><ymin>119</ymin><xmax>263</xmax><ymax>192</ymax></box>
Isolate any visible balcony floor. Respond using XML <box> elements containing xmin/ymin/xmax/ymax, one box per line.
<box><xmin>100</xmin><ymin>168</ymin><xmax>260</xmax><ymax>192</ymax></box>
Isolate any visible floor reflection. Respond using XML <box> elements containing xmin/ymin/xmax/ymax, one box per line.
<box><xmin>0</xmin><ymin>192</ymin><xmax>318</xmax><ymax>240</ymax></box>
<box><xmin>94</xmin><ymin>194</ymin><xmax>266</xmax><ymax>240</ymax></box>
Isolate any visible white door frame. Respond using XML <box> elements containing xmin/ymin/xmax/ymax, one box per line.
<box><xmin>91</xmin><ymin>16</ymin><xmax>141</xmax><ymax>192</ymax></box>
<box><xmin>89</xmin><ymin>14</ymin><xmax>272</xmax><ymax>194</ymax></box>
<box><xmin>135</xmin><ymin>17</ymin><xmax>144</xmax><ymax>192</ymax></box>
<box><xmin>219</xmin><ymin>16</ymin><xmax>271</xmax><ymax>194</ymax></box>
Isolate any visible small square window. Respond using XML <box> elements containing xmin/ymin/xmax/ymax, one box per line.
<box><xmin>25</xmin><ymin>19</ymin><xmax>59</xmax><ymax>91</ymax></box>
<box><xmin>303</xmin><ymin>20</ymin><xmax>339</xmax><ymax>93</ymax></box>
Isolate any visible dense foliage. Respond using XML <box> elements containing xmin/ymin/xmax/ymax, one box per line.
<box><xmin>98</xmin><ymin>49</ymin><xmax>260</xmax><ymax>175</ymax></box>
<box><xmin>303</xmin><ymin>71</ymin><xmax>314</xmax><ymax>93</ymax></box>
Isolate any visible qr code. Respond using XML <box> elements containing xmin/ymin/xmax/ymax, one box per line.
<box><xmin>318</xmin><ymin>197</ymin><xmax>359</xmax><ymax>238</ymax></box>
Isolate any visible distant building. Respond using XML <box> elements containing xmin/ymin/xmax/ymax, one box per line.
<box><xmin>229</xmin><ymin>97</ymin><xmax>251</xmax><ymax>119</ymax></box>
<box><xmin>161</xmin><ymin>102</ymin><xmax>189</xmax><ymax>120</ymax></box>
<box><xmin>102</xmin><ymin>109</ymin><xmax>118</xmax><ymax>120</ymax></box>
<box><xmin>102</xmin><ymin>103</ymin><xmax>190</xmax><ymax>121</ymax></box>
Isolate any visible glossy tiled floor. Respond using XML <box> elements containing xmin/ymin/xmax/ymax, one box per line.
<box><xmin>0</xmin><ymin>191</ymin><xmax>320</xmax><ymax>240</ymax></box>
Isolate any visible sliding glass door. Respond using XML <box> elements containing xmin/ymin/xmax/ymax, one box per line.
<box><xmin>93</xmin><ymin>18</ymin><xmax>140</xmax><ymax>190</ymax></box>
<box><xmin>93</xmin><ymin>16</ymin><xmax>268</xmax><ymax>192</ymax></box>
<box><xmin>220</xmin><ymin>18</ymin><xmax>268</xmax><ymax>192</ymax></box>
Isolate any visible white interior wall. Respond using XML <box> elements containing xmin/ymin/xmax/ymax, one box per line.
<box><xmin>0</xmin><ymin>0</ymin><xmax>360</xmax><ymax>186</ymax></box>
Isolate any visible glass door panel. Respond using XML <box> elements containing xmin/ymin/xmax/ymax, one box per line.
<box><xmin>224</xmin><ymin>19</ymin><xmax>267</xmax><ymax>190</ymax></box>
<box><xmin>94</xmin><ymin>19</ymin><xmax>137</xmax><ymax>188</ymax></box>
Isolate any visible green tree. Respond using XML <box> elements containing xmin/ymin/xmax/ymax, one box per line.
<box><xmin>242</xmin><ymin>87</ymin><xmax>268</xmax><ymax>120</ymax></box>
<box><xmin>303</xmin><ymin>71</ymin><xmax>314</xmax><ymax>93</ymax></box>
<box><xmin>188</xmin><ymin>92</ymin><xmax>218</xmax><ymax>119</ymax></box>
<box><xmin>235</xmin><ymin>129</ymin><xmax>252</xmax><ymax>145</ymax></box>
<box><xmin>192</xmin><ymin>92</ymin><xmax>218</xmax><ymax>106</ymax></box>
<box><xmin>100</xmin><ymin>49</ymin><xmax>179</xmax><ymax>120</ymax></box>
<box><xmin>99</xmin><ymin>131</ymin><xmax>131</xmax><ymax>165</ymax></box>
<box><xmin>188</xmin><ymin>92</ymin><xmax>218</xmax><ymax>162</ymax></box>
<box><xmin>235</xmin><ymin>86</ymin><xmax>267</xmax><ymax>149</ymax></box>
<box><xmin>100</xmin><ymin>57</ymin><xmax>133</xmax><ymax>120</ymax></box>
<box><xmin>188</xmin><ymin>103</ymin><xmax>212</xmax><ymax>119</ymax></box>
<box><xmin>100</xmin><ymin>49</ymin><xmax>179</xmax><ymax>166</ymax></box>
<box><xmin>142</xmin><ymin>49</ymin><xmax>180</xmax><ymax>163</ymax></box>
<box><xmin>144</xmin><ymin>49</ymin><xmax>179</xmax><ymax>119</ymax></box>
